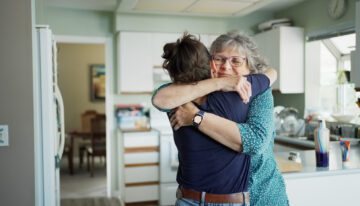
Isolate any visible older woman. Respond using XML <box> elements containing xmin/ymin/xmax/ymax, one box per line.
<box><xmin>153</xmin><ymin>32</ymin><xmax>289</xmax><ymax>206</ymax></box>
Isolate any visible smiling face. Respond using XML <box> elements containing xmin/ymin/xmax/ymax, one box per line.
<box><xmin>211</xmin><ymin>47</ymin><xmax>250</xmax><ymax>78</ymax></box>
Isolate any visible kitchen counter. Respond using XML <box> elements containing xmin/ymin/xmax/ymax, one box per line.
<box><xmin>275</xmin><ymin>135</ymin><xmax>314</xmax><ymax>149</ymax></box>
<box><xmin>276</xmin><ymin>142</ymin><xmax>360</xmax><ymax>206</ymax></box>
<box><xmin>275</xmin><ymin>141</ymin><xmax>360</xmax><ymax>178</ymax></box>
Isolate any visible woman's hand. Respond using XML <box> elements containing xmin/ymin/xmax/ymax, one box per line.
<box><xmin>218</xmin><ymin>76</ymin><xmax>252</xmax><ymax>104</ymax></box>
<box><xmin>170</xmin><ymin>102</ymin><xmax>199</xmax><ymax>130</ymax></box>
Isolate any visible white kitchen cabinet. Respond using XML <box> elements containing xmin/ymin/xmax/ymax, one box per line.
<box><xmin>284</xmin><ymin>171</ymin><xmax>360</xmax><ymax>206</ymax></box>
<box><xmin>151</xmin><ymin>33</ymin><xmax>182</xmax><ymax>68</ymax></box>
<box><xmin>253</xmin><ymin>26</ymin><xmax>304</xmax><ymax>93</ymax></box>
<box><xmin>118</xmin><ymin>32</ymin><xmax>153</xmax><ymax>93</ymax></box>
<box><xmin>118</xmin><ymin>130</ymin><xmax>160</xmax><ymax>204</ymax></box>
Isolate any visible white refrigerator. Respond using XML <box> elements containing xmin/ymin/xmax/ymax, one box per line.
<box><xmin>34</xmin><ymin>25</ymin><xmax>65</xmax><ymax>206</ymax></box>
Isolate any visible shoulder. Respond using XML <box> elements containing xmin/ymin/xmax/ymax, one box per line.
<box><xmin>208</xmin><ymin>91</ymin><xmax>242</xmax><ymax>104</ymax></box>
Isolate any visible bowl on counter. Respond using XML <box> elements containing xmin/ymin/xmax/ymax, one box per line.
<box><xmin>332</xmin><ymin>114</ymin><xmax>356</xmax><ymax>123</ymax></box>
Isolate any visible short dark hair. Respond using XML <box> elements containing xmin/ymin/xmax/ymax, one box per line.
<box><xmin>162</xmin><ymin>33</ymin><xmax>211</xmax><ymax>83</ymax></box>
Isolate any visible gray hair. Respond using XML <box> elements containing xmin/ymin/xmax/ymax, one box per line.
<box><xmin>209</xmin><ymin>31</ymin><xmax>269</xmax><ymax>74</ymax></box>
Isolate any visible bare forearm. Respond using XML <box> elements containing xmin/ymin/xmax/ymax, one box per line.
<box><xmin>199</xmin><ymin>112</ymin><xmax>243</xmax><ymax>152</ymax></box>
<box><xmin>263</xmin><ymin>68</ymin><xmax>277</xmax><ymax>86</ymax></box>
<box><xmin>152</xmin><ymin>79</ymin><xmax>223</xmax><ymax>110</ymax></box>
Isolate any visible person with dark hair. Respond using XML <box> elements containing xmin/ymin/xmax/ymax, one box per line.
<box><xmin>156</xmin><ymin>33</ymin><xmax>278</xmax><ymax>206</ymax></box>
<box><xmin>153</xmin><ymin>32</ymin><xmax>288</xmax><ymax>206</ymax></box>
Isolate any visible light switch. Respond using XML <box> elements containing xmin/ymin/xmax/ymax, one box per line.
<box><xmin>0</xmin><ymin>125</ymin><xmax>9</xmax><ymax>147</ymax></box>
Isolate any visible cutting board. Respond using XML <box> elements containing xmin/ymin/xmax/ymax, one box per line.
<box><xmin>275</xmin><ymin>156</ymin><xmax>302</xmax><ymax>173</ymax></box>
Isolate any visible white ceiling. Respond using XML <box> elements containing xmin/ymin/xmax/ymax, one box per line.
<box><xmin>46</xmin><ymin>0</ymin><xmax>307</xmax><ymax>17</ymax></box>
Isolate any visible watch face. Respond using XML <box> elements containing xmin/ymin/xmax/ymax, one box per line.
<box><xmin>328</xmin><ymin>0</ymin><xmax>346</xmax><ymax>19</ymax></box>
<box><xmin>194</xmin><ymin>115</ymin><xmax>202</xmax><ymax>124</ymax></box>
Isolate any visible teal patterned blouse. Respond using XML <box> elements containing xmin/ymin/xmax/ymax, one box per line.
<box><xmin>238</xmin><ymin>88</ymin><xmax>289</xmax><ymax>206</ymax></box>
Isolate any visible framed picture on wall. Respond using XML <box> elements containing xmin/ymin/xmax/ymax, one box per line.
<box><xmin>90</xmin><ymin>64</ymin><xmax>106</xmax><ymax>101</ymax></box>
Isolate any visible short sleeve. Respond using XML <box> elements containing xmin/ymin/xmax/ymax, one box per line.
<box><xmin>247</xmin><ymin>74</ymin><xmax>270</xmax><ymax>99</ymax></box>
<box><xmin>151</xmin><ymin>83</ymin><xmax>172</xmax><ymax>112</ymax></box>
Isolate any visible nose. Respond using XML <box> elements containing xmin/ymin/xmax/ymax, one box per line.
<box><xmin>219</xmin><ymin>59</ymin><xmax>232</xmax><ymax>71</ymax></box>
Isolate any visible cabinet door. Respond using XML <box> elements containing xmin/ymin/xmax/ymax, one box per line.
<box><xmin>151</xmin><ymin>33</ymin><xmax>181</xmax><ymax>68</ymax></box>
<box><xmin>253</xmin><ymin>29</ymin><xmax>281</xmax><ymax>90</ymax></box>
<box><xmin>118</xmin><ymin>32</ymin><xmax>153</xmax><ymax>93</ymax></box>
<box><xmin>279</xmin><ymin>27</ymin><xmax>304</xmax><ymax>93</ymax></box>
<box><xmin>254</xmin><ymin>27</ymin><xmax>304</xmax><ymax>93</ymax></box>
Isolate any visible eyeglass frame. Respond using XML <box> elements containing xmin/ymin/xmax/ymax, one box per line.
<box><xmin>211</xmin><ymin>55</ymin><xmax>247</xmax><ymax>67</ymax></box>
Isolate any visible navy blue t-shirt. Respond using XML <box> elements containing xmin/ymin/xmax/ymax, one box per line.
<box><xmin>172</xmin><ymin>74</ymin><xmax>269</xmax><ymax>194</ymax></box>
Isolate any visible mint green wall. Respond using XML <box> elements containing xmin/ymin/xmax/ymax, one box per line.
<box><xmin>42</xmin><ymin>7</ymin><xmax>113</xmax><ymax>36</ymax></box>
<box><xmin>115</xmin><ymin>13</ymin><xmax>229</xmax><ymax>34</ymax></box>
<box><xmin>275</xmin><ymin>0</ymin><xmax>356</xmax><ymax>37</ymax></box>
<box><xmin>229</xmin><ymin>11</ymin><xmax>274</xmax><ymax>35</ymax></box>
<box><xmin>115</xmin><ymin>12</ymin><xmax>273</xmax><ymax>35</ymax></box>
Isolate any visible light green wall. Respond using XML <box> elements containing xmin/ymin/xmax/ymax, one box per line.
<box><xmin>229</xmin><ymin>11</ymin><xmax>274</xmax><ymax>35</ymax></box>
<box><xmin>275</xmin><ymin>0</ymin><xmax>356</xmax><ymax>37</ymax></box>
<box><xmin>115</xmin><ymin>12</ymin><xmax>273</xmax><ymax>35</ymax></box>
<box><xmin>115</xmin><ymin>13</ymin><xmax>229</xmax><ymax>34</ymax></box>
<box><xmin>42</xmin><ymin>7</ymin><xmax>113</xmax><ymax>36</ymax></box>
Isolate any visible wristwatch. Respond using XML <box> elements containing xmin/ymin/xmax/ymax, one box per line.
<box><xmin>192</xmin><ymin>110</ymin><xmax>205</xmax><ymax>128</ymax></box>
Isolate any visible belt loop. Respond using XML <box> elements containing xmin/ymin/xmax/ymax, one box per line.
<box><xmin>242</xmin><ymin>192</ymin><xmax>246</xmax><ymax>206</ymax></box>
<box><xmin>200</xmin><ymin>191</ymin><xmax>206</xmax><ymax>206</ymax></box>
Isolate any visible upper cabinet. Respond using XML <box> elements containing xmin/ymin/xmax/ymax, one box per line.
<box><xmin>253</xmin><ymin>27</ymin><xmax>304</xmax><ymax>93</ymax></box>
<box><xmin>118</xmin><ymin>32</ymin><xmax>153</xmax><ymax>93</ymax></box>
<box><xmin>151</xmin><ymin>33</ymin><xmax>182</xmax><ymax>68</ymax></box>
<box><xmin>118</xmin><ymin>31</ymin><xmax>219</xmax><ymax>93</ymax></box>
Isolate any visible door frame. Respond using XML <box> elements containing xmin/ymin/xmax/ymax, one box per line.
<box><xmin>54</xmin><ymin>34</ymin><xmax>116</xmax><ymax>197</ymax></box>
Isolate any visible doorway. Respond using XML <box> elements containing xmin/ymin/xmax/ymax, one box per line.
<box><xmin>57</xmin><ymin>42</ymin><xmax>106</xmax><ymax>199</ymax></box>
<box><xmin>54</xmin><ymin>35</ymin><xmax>115</xmax><ymax>202</ymax></box>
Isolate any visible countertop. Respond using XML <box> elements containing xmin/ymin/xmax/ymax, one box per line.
<box><xmin>275</xmin><ymin>141</ymin><xmax>360</xmax><ymax>179</ymax></box>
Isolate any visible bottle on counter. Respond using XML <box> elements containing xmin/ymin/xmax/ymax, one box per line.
<box><xmin>314</xmin><ymin>119</ymin><xmax>330</xmax><ymax>167</ymax></box>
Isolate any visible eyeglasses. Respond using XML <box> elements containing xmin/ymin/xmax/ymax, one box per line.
<box><xmin>212</xmin><ymin>55</ymin><xmax>246</xmax><ymax>67</ymax></box>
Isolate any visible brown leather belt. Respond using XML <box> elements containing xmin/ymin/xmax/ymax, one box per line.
<box><xmin>177</xmin><ymin>187</ymin><xmax>250</xmax><ymax>204</ymax></box>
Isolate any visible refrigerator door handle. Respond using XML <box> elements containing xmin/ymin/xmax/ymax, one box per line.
<box><xmin>55</xmin><ymin>84</ymin><xmax>65</xmax><ymax>160</ymax></box>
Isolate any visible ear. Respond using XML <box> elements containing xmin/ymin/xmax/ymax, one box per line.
<box><xmin>210</xmin><ymin>60</ymin><xmax>217</xmax><ymax>78</ymax></box>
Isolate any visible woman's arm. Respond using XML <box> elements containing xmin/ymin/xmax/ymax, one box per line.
<box><xmin>170</xmin><ymin>102</ymin><xmax>243</xmax><ymax>152</ymax></box>
<box><xmin>170</xmin><ymin>89</ymin><xmax>274</xmax><ymax>154</ymax></box>
<box><xmin>152</xmin><ymin>68</ymin><xmax>277</xmax><ymax>111</ymax></box>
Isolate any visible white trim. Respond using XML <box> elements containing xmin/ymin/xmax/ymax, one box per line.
<box><xmin>53</xmin><ymin>35</ymin><xmax>117</xmax><ymax>198</ymax></box>
<box><xmin>54</xmin><ymin>35</ymin><xmax>108</xmax><ymax>44</ymax></box>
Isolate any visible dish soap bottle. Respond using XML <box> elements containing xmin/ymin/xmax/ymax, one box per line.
<box><xmin>314</xmin><ymin>119</ymin><xmax>330</xmax><ymax>167</ymax></box>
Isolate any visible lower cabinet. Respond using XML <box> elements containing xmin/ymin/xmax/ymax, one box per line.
<box><xmin>125</xmin><ymin>184</ymin><xmax>159</xmax><ymax>203</ymax></box>
<box><xmin>118</xmin><ymin>130</ymin><xmax>160</xmax><ymax>205</ymax></box>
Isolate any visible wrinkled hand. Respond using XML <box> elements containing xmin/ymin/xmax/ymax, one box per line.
<box><xmin>170</xmin><ymin>102</ymin><xmax>199</xmax><ymax>130</ymax></box>
<box><xmin>221</xmin><ymin>76</ymin><xmax>252</xmax><ymax>104</ymax></box>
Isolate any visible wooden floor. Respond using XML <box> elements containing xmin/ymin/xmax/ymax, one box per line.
<box><xmin>61</xmin><ymin>197</ymin><xmax>122</xmax><ymax>206</ymax></box>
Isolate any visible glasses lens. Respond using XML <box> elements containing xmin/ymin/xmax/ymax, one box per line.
<box><xmin>230</xmin><ymin>57</ymin><xmax>243</xmax><ymax>67</ymax></box>
<box><xmin>212</xmin><ymin>56</ymin><xmax>223</xmax><ymax>65</ymax></box>
<box><xmin>212</xmin><ymin>56</ymin><xmax>245</xmax><ymax>67</ymax></box>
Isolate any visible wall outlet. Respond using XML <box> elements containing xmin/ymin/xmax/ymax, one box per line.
<box><xmin>0</xmin><ymin>125</ymin><xmax>9</xmax><ymax>147</ymax></box>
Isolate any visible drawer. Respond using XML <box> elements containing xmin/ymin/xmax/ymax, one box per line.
<box><xmin>125</xmin><ymin>184</ymin><xmax>159</xmax><ymax>203</ymax></box>
<box><xmin>124</xmin><ymin>166</ymin><xmax>159</xmax><ymax>183</ymax></box>
<box><xmin>124</xmin><ymin>152</ymin><xmax>159</xmax><ymax>165</ymax></box>
<box><xmin>124</xmin><ymin>131</ymin><xmax>159</xmax><ymax>148</ymax></box>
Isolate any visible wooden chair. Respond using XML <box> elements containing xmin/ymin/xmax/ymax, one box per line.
<box><xmin>62</xmin><ymin>133</ymin><xmax>74</xmax><ymax>174</ymax></box>
<box><xmin>86</xmin><ymin>114</ymin><xmax>106</xmax><ymax>177</ymax></box>
<box><xmin>79</xmin><ymin>110</ymin><xmax>98</xmax><ymax>169</ymax></box>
